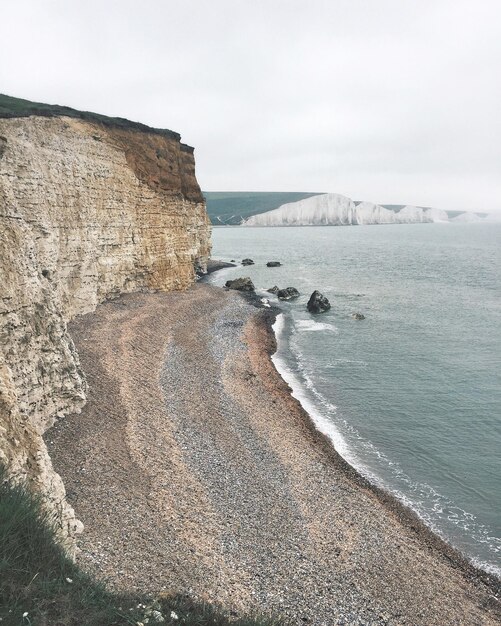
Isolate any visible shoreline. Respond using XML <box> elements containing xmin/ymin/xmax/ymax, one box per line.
<box><xmin>206</xmin><ymin>261</ymin><xmax>501</xmax><ymax>583</ymax></box>
<box><xmin>46</xmin><ymin>282</ymin><xmax>500</xmax><ymax>624</ymax></box>
<box><xmin>257</xmin><ymin>304</ymin><xmax>499</xmax><ymax>592</ymax></box>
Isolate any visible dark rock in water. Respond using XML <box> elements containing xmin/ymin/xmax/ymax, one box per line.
<box><xmin>230</xmin><ymin>259</ymin><xmax>235</xmax><ymax>263</ymax></box>
<box><xmin>351</xmin><ymin>312</ymin><xmax>365</xmax><ymax>320</ymax></box>
<box><xmin>277</xmin><ymin>287</ymin><xmax>300</xmax><ymax>301</ymax></box>
<box><xmin>307</xmin><ymin>290</ymin><xmax>331</xmax><ymax>313</ymax></box>
<box><xmin>225</xmin><ymin>277</ymin><xmax>255</xmax><ymax>292</ymax></box>
<box><xmin>266</xmin><ymin>261</ymin><xmax>281</xmax><ymax>267</ymax></box>
<box><xmin>242</xmin><ymin>258</ymin><xmax>254</xmax><ymax>266</ymax></box>
<box><xmin>267</xmin><ymin>286</ymin><xmax>280</xmax><ymax>294</ymax></box>
<box><xmin>205</xmin><ymin>259</ymin><xmax>237</xmax><ymax>275</ymax></box>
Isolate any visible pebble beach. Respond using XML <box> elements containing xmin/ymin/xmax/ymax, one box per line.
<box><xmin>46</xmin><ymin>282</ymin><xmax>500</xmax><ymax>625</ymax></box>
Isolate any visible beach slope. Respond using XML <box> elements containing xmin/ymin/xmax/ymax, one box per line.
<box><xmin>47</xmin><ymin>284</ymin><xmax>499</xmax><ymax>625</ymax></box>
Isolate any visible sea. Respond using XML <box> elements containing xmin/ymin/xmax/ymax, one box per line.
<box><xmin>206</xmin><ymin>222</ymin><xmax>501</xmax><ymax>576</ymax></box>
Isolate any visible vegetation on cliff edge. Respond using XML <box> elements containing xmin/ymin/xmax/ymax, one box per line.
<box><xmin>0</xmin><ymin>93</ymin><xmax>183</xmax><ymax>142</ymax></box>
<box><xmin>0</xmin><ymin>465</ymin><xmax>283</xmax><ymax>626</ymax></box>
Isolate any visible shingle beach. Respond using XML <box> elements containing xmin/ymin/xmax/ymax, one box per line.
<box><xmin>47</xmin><ymin>283</ymin><xmax>500</xmax><ymax>625</ymax></box>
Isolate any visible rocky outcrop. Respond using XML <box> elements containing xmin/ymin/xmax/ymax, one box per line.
<box><xmin>352</xmin><ymin>313</ymin><xmax>366</xmax><ymax>320</ymax></box>
<box><xmin>0</xmin><ymin>113</ymin><xmax>211</xmax><ymax>551</ymax></box>
<box><xmin>205</xmin><ymin>259</ymin><xmax>236</xmax><ymax>274</ymax></box>
<box><xmin>277</xmin><ymin>287</ymin><xmax>300</xmax><ymax>301</ymax></box>
<box><xmin>225</xmin><ymin>277</ymin><xmax>255</xmax><ymax>292</ymax></box>
<box><xmin>307</xmin><ymin>291</ymin><xmax>331</xmax><ymax>313</ymax></box>
<box><xmin>242</xmin><ymin>258</ymin><xmax>254</xmax><ymax>266</ymax></box>
<box><xmin>266</xmin><ymin>261</ymin><xmax>281</xmax><ymax>267</ymax></box>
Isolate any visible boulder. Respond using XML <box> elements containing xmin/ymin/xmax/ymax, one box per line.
<box><xmin>277</xmin><ymin>287</ymin><xmax>300</xmax><ymax>301</ymax></box>
<box><xmin>225</xmin><ymin>277</ymin><xmax>255</xmax><ymax>292</ymax></box>
<box><xmin>205</xmin><ymin>259</ymin><xmax>236</xmax><ymax>275</ymax></box>
<box><xmin>307</xmin><ymin>290</ymin><xmax>331</xmax><ymax>313</ymax></box>
<box><xmin>267</xmin><ymin>286</ymin><xmax>280</xmax><ymax>294</ymax></box>
<box><xmin>242</xmin><ymin>258</ymin><xmax>254</xmax><ymax>266</ymax></box>
<box><xmin>351</xmin><ymin>312</ymin><xmax>365</xmax><ymax>320</ymax></box>
<box><xmin>266</xmin><ymin>261</ymin><xmax>281</xmax><ymax>267</ymax></box>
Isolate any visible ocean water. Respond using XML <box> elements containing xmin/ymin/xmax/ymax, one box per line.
<box><xmin>207</xmin><ymin>223</ymin><xmax>501</xmax><ymax>576</ymax></box>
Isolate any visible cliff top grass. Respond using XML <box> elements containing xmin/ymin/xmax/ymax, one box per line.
<box><xmin>0</xmin><ymin>465</ymin><xmax>283</xmax><ymax>626</ymax></box>
<box><xmin>0</xmin><ymin>93</ymin><xmax>191</xmax><ymax>146</ymax></box>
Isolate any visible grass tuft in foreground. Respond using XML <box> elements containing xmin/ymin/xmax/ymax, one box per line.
<box><xmin>0</xmin><ymin>465</ymin><xmax>283</xmax><ymax>626</ymax></box>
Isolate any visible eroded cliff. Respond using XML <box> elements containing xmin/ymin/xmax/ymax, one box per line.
<box><xmin>0</xmin><ymin>111</ymin><xmax>211</xmax><ymax>550</ymax></box>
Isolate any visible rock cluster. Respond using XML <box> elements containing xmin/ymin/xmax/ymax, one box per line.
<box><xmin>225</xmin><ymin>277</ymin><xmax>255</xmax><ymax>292</ymax></box>
<box><xmin>277</xmin><ymin>287</ymin><xmax>300</xmax><ymax>301</ymax></box>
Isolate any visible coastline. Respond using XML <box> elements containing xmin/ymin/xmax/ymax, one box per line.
<box><xmin>204</xmin><ymin>254</ymin><xmax>501</xmax><ymax>587</ymax></box>
<box><xmin>269</xmin><ymin>312</ymin><xmax>500</xmax><ymax>583</ymax></box>
<box><xmin>261</xmin><ymin>308</ymin><xmax>500</xmax><ymax>591</ymax></box>
<box><xmin>46</xmin><ymin>282</ymin><xmax>500</xmax><ymax>625</ymax></box>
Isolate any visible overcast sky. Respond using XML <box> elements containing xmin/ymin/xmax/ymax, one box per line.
<box><xmin>1</xmin><ymin>0</ymin><xmax>500</xmax><ymax>211</ymax></box>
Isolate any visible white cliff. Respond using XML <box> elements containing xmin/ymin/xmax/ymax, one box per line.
<box><xmin>452</xmin><ymin>212</ymin><xmax>484</xmax><ymax>222</ymax></box>
<box><xmin>244</xmin><ymin>193</ymin><xmax>452</xmax><ymax>226</ymax></box>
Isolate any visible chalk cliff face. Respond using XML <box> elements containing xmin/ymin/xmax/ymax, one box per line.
<box><xmin>452</xmin><ymin>212</ymin><xmax>483</xmax><ymax>222</ymax></box>
<box><xmin>244</xmin><ymin>193</ymin><xmax>450</xmax><ymax>226</ymax></box>
<box><xmin>0</xmin><ymin>114</ymin><xmax>211</xmax><ymax>550</ymax></box>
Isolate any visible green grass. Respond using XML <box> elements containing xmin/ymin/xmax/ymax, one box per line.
<box><xmin>0</xmin><ymin>466</ymin><xmax>283</xmax><ymax>626</ymax></box>
<box><xmin>203</xmin><ymin>192</ymin><xmax>323</xmax><ymax>225</ymax></box>
<box><xmin>0</xmin><ymin>93</ymin><xmax>180</xmax><ymax>141</ymax></box>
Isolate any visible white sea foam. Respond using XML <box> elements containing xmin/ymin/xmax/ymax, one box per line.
<box><xmin>325</xmin><ymin>359</ymin><xmax>368</xmax><ymax>368</ymax></box>
<box><xmin>471</xmin><ymin>558</ymin><xmax>501</xmax><ymax>577</ymax></box>
<box><xmin>271</xmin><ymin>314</ymin><xmax>368</xmax><ymax>473</ymax></box>
<box><xmin>295</xmin><ymin>319</ymin><xmax>339</xmax><ymax>333</ymax></box>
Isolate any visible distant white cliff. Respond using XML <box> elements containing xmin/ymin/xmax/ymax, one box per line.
<box><xmin>483</xmin><ymin>212</ymin><xmax>501</xmax><ymax>222</ymax></box>
<box><xmin>244</xmin><ymin>193</ymin><xmax>450</xmax><ymax>226</ymax></box>
<box><xmin>451</xmin><ymin>212</ymin><xmax>484</xmax><ymax>223</ymax></box>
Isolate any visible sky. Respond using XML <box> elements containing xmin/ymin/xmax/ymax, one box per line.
<box><xmin>1</xmin><ymin>0</ymin><xmax>500</xmax><ymax>212</ymax></box>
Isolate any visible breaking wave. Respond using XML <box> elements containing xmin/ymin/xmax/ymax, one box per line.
<box><xmin>295</xmin><ymin>319</ymin><xmax>339</xmax><ymax>333</ymax></box>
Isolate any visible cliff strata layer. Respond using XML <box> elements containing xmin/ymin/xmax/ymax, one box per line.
<box><xmin>0</xmin><ymin>113</ymin><xmax>210</xmax><ymax>550</ymax></box>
